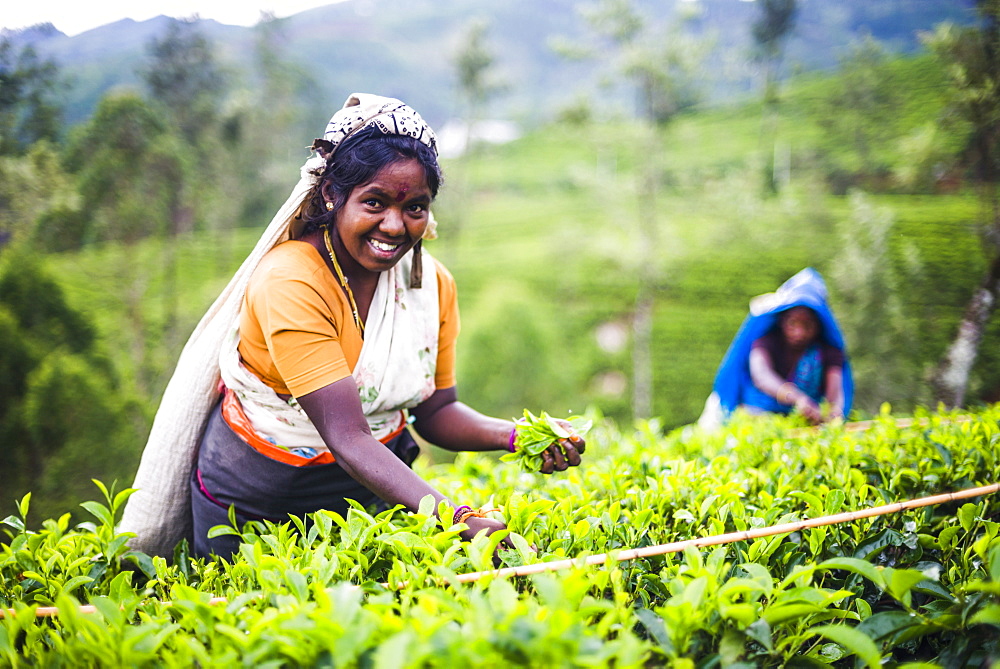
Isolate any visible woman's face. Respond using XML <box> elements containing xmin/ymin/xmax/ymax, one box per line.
<box><xmin>327</xmin><ymin>158</ymin><xmax>432</xmax><ymax>275</ymax></box>
<box><xmin>780</xmin><ymin>306</ymin><xmax>820</xmax><ymax>349</ymax></box>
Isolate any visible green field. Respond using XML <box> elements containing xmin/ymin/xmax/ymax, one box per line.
<box><xmin>2</xmin><ymin>406</ymin><xmax>998</xmax><ymax>665</ymax></box>
<box><xmin>42</xmin><ymin>73</ymin><xmax>990</xmax><ymax>431</ymax></box>
<box><xmin>3</xmin><ymin>40</ymin><xmax>1000</xmax><ymax>665</ymax></box>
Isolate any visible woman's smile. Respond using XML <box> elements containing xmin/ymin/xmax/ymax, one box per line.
<box><xmin>369</xmin><ymin>238</ymin><xmax>402</xmax><ymax>255</ymax></box>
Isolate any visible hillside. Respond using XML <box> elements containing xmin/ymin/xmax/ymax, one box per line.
<box><xmin>5</xmin><ymin>0</ymin><xmax>978</xmax><ymax>129</ymax></box>
<box><xmin>39</xmin><ymin>49</ymin><xmax>992</xmax><ymax>433</ymax></box>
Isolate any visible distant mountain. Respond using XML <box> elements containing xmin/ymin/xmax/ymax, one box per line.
<box><xmin>4</xmin><ymin>0</ymin><xmax>977</xmax><ymax>130</ymax></box>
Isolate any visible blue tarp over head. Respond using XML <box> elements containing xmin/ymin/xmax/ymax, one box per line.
<box><xmin>711</xmin><ymin>267</ymin><xmax>854</xmax><ymax>417</ymax></box>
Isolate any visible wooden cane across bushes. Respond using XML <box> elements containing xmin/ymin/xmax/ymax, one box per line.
<box><xmin>4</xmin><ymin>472</ymin><xmax>996</xmax><ymax>617</ymax></box>
<box><xmin>1</xmin><ymin>417</ymin><xmax>997</xmax><ymax>662</ymax></box>
<box><xmin>4</xmin><ymin>481</ymin><xmax>997</xmax><ymax>618</ymax></box>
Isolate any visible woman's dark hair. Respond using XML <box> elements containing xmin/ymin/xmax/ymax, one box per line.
<box><xmin>299</xmin><ymin>125</ymin><xmax>442</xmax><ymax>236</ymax></box>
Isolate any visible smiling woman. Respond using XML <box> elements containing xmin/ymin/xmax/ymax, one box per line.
<box><xmin>119</xmin><ymin>93</ymin><xmax>586</xmax><ymax>559</ymax></box>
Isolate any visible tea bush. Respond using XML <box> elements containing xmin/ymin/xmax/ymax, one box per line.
<box><xmin>3</xmin><ymin>405</ymin><xmax>999</xmax><ymax>666</ymax></box>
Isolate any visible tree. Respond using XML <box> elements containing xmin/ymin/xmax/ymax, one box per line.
<box><xmin>0</xmin><ymin>35</ymin><xmax>63</xmax><ymax>156</ymax></box>
<box><xmin>455</xmin><ymin>19</ymin><xmax>504</xmax><ymax>123</ymax></box>
<box><xmin>23</xmin><ymin>350</ymin><xmax>143</xmax><ymax>519</ymax></box>
<box><xmin>0</xmin><ymin>36</ymin><xmax>68</xmax><ymax>248</ymax></box>
<box><xmin>829</xmin><ymin>192</ymin><xmax>926</xmax><ymax>412</ymax></box>
<box><xmin>457</xmin><ymin>282</ymin><xmax>575</xmax><ymax>422</ymax></box>
<box><xmin>924</xmin><ymin>1</ymin><xmax>1000</xmax><ymax>407</ymax></box>
<box><xmin>568</xmin><ymin>0</ymin><xmax>705</xmax><ymax>421</ymax></box>
<box><xmin>0</xmin><ymin>304</ymin><xmax>35</xmax><ymax>509</ymax></box>
<box><xmin>239</xmin><ymin>12</ymin><xmax>323</xmax><ymax>224</ymax></box>
<box><xmin>752</xmin><ymin>0</ymin><xmax>798</xmax><ymax>195</ymax></box>
<box><xmin>0</xmin><ymin>139</ymin><xmax>76</xmax><ymax>248</ymax></box>
<box><xmin>138</xmin><ymin>18</ymin><xmax>226</xmax><ymax>147</ymax></box>
<box><xmin>449</xmin><ymin>18</ymin><xmax>506</xmax><ymax>244</ymax></box>
<box><xmin>65</xmin><ymin>93</ymin><xmax>172</xmax><ymax>245</ymax></box>
<box><xmin>65</xmin><ymin>93</ymin><xmax>189</xmax><ymax>395</ymax></box>
<box><xmin>816</xmin><ymin>36</ymin><xmax>903</xmax><ymax>192</ymax></box>
<box><xmin>138</xmin><ymin>18</ymin><xmax>242</xmax><ymax>361</ymax></box>
<box><xmin>0</xmin><ymin>252</ymin><xmax>140</xmax><ymax>522</ymax></box>
<box><xmin>0</xmin><ymin>252</ymin><xmax>95</xmax><ymax>353</ymax></box>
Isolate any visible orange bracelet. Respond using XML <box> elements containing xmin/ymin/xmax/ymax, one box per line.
<box><xmin>454</xmin><ymin>507</ymin><xmax>501</xmax><ymax>525</ymax></box>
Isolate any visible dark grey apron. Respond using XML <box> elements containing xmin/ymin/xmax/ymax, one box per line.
<box><xmin>190</xmin><ymin>401</ymin><xmax>420</xmax><ymax>558</ymax></box>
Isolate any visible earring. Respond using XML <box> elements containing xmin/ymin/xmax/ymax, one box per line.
<box><xmin>325</xmin><ymin>201</ymin><xmax>334</xmax><ymax>211</ymax></box>
<box><xmin>409</xmin><ymin>239</ymin><xmax>423</xmax><ymax>289</ymax></box>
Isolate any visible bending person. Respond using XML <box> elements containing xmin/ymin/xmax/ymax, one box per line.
<box><xmin>702</xmin><ymin>267</ymin><xmax>853</xmax><ymax>427</ymax></box>
<box><xmin>747</xmin><ymin>305</ymin><xmax>845</xmax><ymax>422</ymax></box>
<box><xmin>121</xmin><ymin>94</ymin><xmax>585</xmax><ymax>559</ymax></box>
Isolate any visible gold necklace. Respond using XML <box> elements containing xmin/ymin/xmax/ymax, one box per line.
<box><xmin>323</xmin><ymin>227</ymin><xmax>365</xmax><ymax>334</ymax></box>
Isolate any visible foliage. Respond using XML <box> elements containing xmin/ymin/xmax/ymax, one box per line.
<box><xmin>454</xmin><ymin>18</ymin><xmax>505</xmax><ymax>116</ymax></box>
<box><xmin>2</xmin><ymin>405</ymin><xmax>999</xmax><ymax>665</ymax></box>
<box><xmin>40</xmin><ymin>109</ymin><xmax>994</xmax><ymax>434</ymax></box>
<box><xmin>751</xmin><ymin>0</ymin><xmax>798</xmax><ymax>63</ymax></box>
<box><xmin>0</xmin><ymin>251</ymin><xmax>143</xmax><ymax>522</ymax></box>
<box><xmin>501</xmin><ymin>409</ymin><xmax>593</xmax><ymax>472</ymax></box>
<box><xmin>63</xmin><ymin>93</ymin><xmax>174</xmax><ymax>246</ymax></box>
<box><xmin>829</xmin><ymin>192</ymin><xmax>928</xmax><ymax>412</ymax></box>
<box><xmin>813</xmin><ymin>36</ymin><xmax>905</xmax><ymax>191</ymax></box>
<box><xmin>0</xmin><ymin>37</ymin><xmax>62</xmax><ymax>157</ymax></box>
<box><xmin>4</xmin><ymin>34</ymin><xmax>997</xmax><ymax>528</ymax></box>
<box><xmin>237</xmin><ymin>14</ymin><xmax>326</xmax><ymax>227</ymax></box>
<box><xmin>455</xmin><ymin>281</ymin><xmax>578</xmax><ymax>422</ymax></box>
<box><xmin>922</xmin><ymin>3</ymin><xmax>1000</xmax><ymax>192</ymax></box>
<box><xmin>0</xmin><ymin>140</ymin><xmax>75</xmax><ymax>249</ymax></box>
<box><xmin>139</xmin><ymin>19</ymin><xmax>228</xmax><ymax>147</ymax></box>
<box><xmin>921</xmin><ymin>0</ymin><xmax>1000</xmax><ymax>408</ymax></box>
<box><xmin>752</xmin><ymin>0</ymin><xmax>798</xmax><ymax>196</ymax></box>
<box><xmin>571</xmin><ymin>0</ymin><xmax>705</xmax><ymax>124</ymax></box>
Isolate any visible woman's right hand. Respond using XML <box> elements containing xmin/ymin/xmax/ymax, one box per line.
<box><xmin>793</xmin><ymin>394</ymin><xmax>823</xmax><ymax>424</ymax></box>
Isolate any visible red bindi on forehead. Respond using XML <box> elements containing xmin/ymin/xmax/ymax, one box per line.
<box><xmin>394</xmin><ymin>185</ymin><xmax>410</xmax><ymax>202</ymax></box>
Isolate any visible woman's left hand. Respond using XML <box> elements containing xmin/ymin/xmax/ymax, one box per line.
<box><xmin>538</xmin><ymin>420</ymin><xmax>586</xmax><ymax>474</ymax></box>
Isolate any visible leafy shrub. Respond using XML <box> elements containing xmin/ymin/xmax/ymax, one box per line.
<box><xmin>2</xmin><ymin>405</ymin><xmax>999</xmax><ymax>665</ymax></box>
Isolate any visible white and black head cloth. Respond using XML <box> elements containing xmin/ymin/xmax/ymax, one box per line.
<box><xmin>317</xmin><ymin>93</ymin><xmax>438</xmax><ymax>158</ymax></box>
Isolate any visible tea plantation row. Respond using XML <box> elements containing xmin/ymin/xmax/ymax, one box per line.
<box><xmin>2</xmin><ymin>405</ymin><xmax>999</xmax><ymax>666</ymax></box>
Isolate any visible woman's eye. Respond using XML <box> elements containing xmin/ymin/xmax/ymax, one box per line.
<box><xmin>363</xmin><ymin>198</ymin><xmax>382</xmax><ymax>208</ymax></box>
<box><xmin>408</xmin><ymin>203</ymin><xmax>426</xmax><ymax>214</ymax></box>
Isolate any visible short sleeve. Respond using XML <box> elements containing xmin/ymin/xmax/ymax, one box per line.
<box><xmin>823</xmin><ymin>344</ymin><xmax>845</xmax><ymax>369</ymax></box>
<box><xmin>433</xmin><ymin>258</ymin><xmax>460</xmax><ymax>389</ymax></box>
<box><xmin>239</xmin><ymin>242</ymin><xmax>355</xmax><ymax>397</ymax></box>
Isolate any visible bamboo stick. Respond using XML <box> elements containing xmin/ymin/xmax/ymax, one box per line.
<box><xmin>453</xmin><ymin>481</ymin><xmax>999</xmax><ymax>582</ymax></box>
<box><xmin>3</xmin><ymin>478</ymin><xmax>995</xmax><ymax>618</ymax></box>
<box><xmin>6</xmin><ymin>596</ymin><xmax>230</xmax><ymax>619</ymax></box>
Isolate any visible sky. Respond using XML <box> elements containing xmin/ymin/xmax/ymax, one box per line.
<box><xmin>1</xmin><ymin>1</ymin><xmax>341</xmax><ymax>37</ymax></box>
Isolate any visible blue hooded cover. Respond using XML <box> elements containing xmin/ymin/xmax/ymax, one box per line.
<box><xmin>711</xmin><ymin>268</ymin><xmax>854</xmax><ymax>417</ymax></box>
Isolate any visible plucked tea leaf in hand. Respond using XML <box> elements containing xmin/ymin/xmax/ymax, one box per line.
<box><xmin>500</xmin><ymin>409</ymin><xmax>592</xmax><ymax>472</ymax></box>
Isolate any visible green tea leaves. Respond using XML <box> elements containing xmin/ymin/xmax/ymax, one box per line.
<box><xmin>500</xmin><ymin>409</ymin><xmax>592</xmax><ymax>472</ymax></box>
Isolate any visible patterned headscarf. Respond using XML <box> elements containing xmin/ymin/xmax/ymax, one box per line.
<box><xmin>321</xmin><ymin>93</ymin><xmax>437</xmax><ymax>156</ymax></box>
